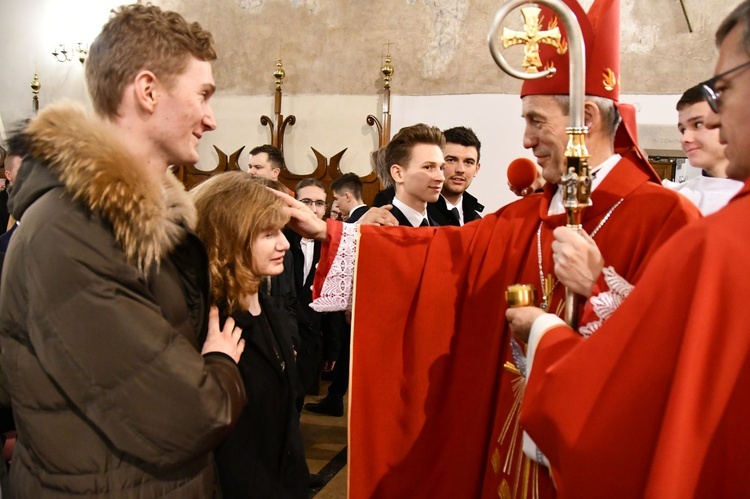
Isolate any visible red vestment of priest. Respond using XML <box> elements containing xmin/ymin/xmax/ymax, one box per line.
<box><xmin>480</xmin><ymin>154</ymin><xmax>700</xmax><ymax>498</ymax></box>
<box><xmin>318</xmin><ymin>151</ymin><xmax>699</xmax><ymax>498</ymax></box>
<box><xmin>520</xmin><ymin>181</ymin><xmax>750</xmax><ymax>498</ymax></box>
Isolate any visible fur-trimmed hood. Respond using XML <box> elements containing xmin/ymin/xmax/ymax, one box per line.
<box><xmin>12</xmin><ymin>101</ymin><xmax>196</xmax><ymax>272</ymax></box>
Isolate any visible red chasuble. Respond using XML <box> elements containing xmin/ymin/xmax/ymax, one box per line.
<box><xmin>520</xmin><ymin>181</ymin><xmax>750</xmax><ymax>498</ymax></box>
<box><xmin>480</xmin><ymin>153</ymin><xmax>700</xmax><ymax>498</ymax></box>
<box><xmin>320</xmin><ymin>150</ymin><xmax>700</xmax><ymax>498</ymax></box>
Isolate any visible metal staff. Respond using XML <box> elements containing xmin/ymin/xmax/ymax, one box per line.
<box><xmin>488</xmin><ymin>0</ymin><xmax>591</xmax><ymax>328</ymax></box>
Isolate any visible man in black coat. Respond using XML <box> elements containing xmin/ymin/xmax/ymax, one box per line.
<box><xmin>427</xmin><ymin>126</ymin><xmax>485</xmax><ymax>226</ymax></box>
<box><xmin>286</xmin><ymin>179</ymin><xmax>343</xmax><ymax>411</ymax></box>
<box><xmin>305</xmin><ymin>173</ymin><xmax>369</xmax><ymax>417</ymax></box>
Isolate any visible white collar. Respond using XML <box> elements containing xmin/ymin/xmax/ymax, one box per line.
<box><xmin>441</xmin><ymin>194</ymin><xmax>464</xmax><ymax>224</ymax></box>
<box><xmin>442</xmin><ymin>194</ymin><xmax>463</xmax><ymax>212</ymax></box>
<box><xmin>392</xmin><ymin>196</ymin><xmax>428</xmax><ymax>227</ymax></box>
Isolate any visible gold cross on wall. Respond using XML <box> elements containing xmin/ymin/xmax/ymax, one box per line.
<box><xmin>501</xmin><ymin>7</ymin><xmax>562</xmax><ymax>73</ymax></box>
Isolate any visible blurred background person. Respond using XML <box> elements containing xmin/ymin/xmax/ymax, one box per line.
<box><xmin>663</xmin><ymin>83</ymin><xmax>743</xmax><ymax>215</ymax></box>
<box><xmin>329</xmin><ymin>199</ymin><xmax>345</xmax><ymax>221</ymax></box>
<box><xmin>247</xmin><ymin>144</ymin><xmax>284</xmax><ymax>181</ymax></box>
<box><xmin>331</xmin><ymin>173</ymin><xmax>367</xmax><ymax>222</ymax></box>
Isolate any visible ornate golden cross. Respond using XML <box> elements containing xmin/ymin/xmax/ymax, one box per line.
<box><xmin>501</xmin><ymin>7</ymin><xmax>562</xmax><ymax>73</ymax></box>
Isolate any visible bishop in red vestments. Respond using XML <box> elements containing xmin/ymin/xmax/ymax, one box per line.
<box><xmin>518</xmin><ymin>4</ymin><xmax>750</xmax><ymax>497</ymax></box>
<box><xmin>293</xmin><ymin>1</ymin><xmax>699</xmax><ymax>497</ymax></box>
<box><xmin>301</xmin><ymin>0</ymin><xmax>701</xmax><ymax>496</ymax></box>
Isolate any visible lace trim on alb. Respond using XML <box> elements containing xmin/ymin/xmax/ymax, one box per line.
<box><xmin>310</xmin><ymin>223</ymin><xmax>358</xmax><ymax>312</ymax></box>
<box><xmin>579</xmin><ymin>266</ymin><xmax>634</xmax><ymax>338</ymax></box>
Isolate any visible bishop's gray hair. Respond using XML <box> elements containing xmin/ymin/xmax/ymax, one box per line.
<box><xmin>551</xmin><ymin>95</ymin><xmax>622</xmax><ymax>141</ymax></box>
<box><xmin>716</xmin><ymin>1</ymin><xmax>750</xmax><ymax>54</ymax></box>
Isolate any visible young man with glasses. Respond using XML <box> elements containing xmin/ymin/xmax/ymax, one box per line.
<box><xmin>513</xmin><ymin>1</ymin><xmax>750</xmax><ymax>495</ymax></box>
<box><xmin>285</xmin><ymin>179</ymin><xmax>343</xmax><ymax>411</ymax></box>
<box><xmin>328</xmin><ymin>199</ymin><xmax>345</xmax><ymax>221</ymax></box>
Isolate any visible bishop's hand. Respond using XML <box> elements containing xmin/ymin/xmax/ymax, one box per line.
<box><xmin>357</xmin><ymin>205</ymin><xmax>399</xmax><ymax>227</ymax></box>
<box><xmin>551</xmin><ymin>226</ymin><xmax>604</xmax><ymax>298</ymax></box>
<box><xmin>506</xmin><ymin>306</ymin><xmax>546</xmax><ymax>344</ymax></box>
<box><xmin>270</xmin><ymin>188</ymin><xmax>328</xmax><ymax>241</ymax></box>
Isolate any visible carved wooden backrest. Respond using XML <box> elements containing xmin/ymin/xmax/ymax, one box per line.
<box><xmin>172</xmin><ymin>146</ymin><xmax>244</xmax><ymax>191</ymax></box>
<box><xmin>278</xmin><ymin>147</ymin><xmax>382</xmax><ymax>206</ymax></box>
<box><xmin>174</xmin><ymin>145</ymin><xmax>383</xmax><ymax>207</ymax></box>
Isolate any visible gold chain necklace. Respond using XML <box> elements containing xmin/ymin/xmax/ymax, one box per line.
<box><xmin>537</xmin><ymin>198</ymin><xmax>624</xmax><ymax>312</ymax></box>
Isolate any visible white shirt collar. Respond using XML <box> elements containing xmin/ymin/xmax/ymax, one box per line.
<box><xmin>392</xmin><ymin>196</ymin><xmax>428</xmax><ymax>227</ymax></box>
<box><xmin>549</xmin><ymin>154</ymin><xmax>621</xmax><ymax>215</ymax></box>
<box><xmin>441</xmin><ymin>194</ymin><xmax>464</xmax><ymax>225</ymax></box>
<box><xmin>300</xmin><ymin>238</ymin><xmax>315</xmax><ymax>283</ymax></box>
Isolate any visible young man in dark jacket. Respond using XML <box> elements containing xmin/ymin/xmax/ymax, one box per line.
<box><xmin>0</xmin><ymin>5</ymin><xmax>246</xmax><ymax>497</ymax></box>
<box><xmin>427</xmin><ymin>126</ymin><xmax>485</xmax><ymax>226</ymax></box>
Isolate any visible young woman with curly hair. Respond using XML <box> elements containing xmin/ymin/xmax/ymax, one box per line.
<box><xmin>191</xmin><ymin>172</ymin><xmax>309</xmax><ymax>498</ymax></box>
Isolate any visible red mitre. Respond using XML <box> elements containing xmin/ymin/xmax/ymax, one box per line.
<box><xmin>518</xmin><ymin>0</ymin><xmax>658</xmax><ymax>181</ymax></box>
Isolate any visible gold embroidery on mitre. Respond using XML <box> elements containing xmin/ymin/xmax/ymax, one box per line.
<box><xmin>603</xmin><ymin>68</ymin><xmax>617</xmax><ymax>91</ymax></box>
<box><xmin>544</xmin><ymin>61</ymin><xmax>556</xmax><ymax>77</ymax></box>
<box><xmin>546</xmin><ymin>15</ymin><xmax>568</xmax><ymax>54</ymax></box>
<box><xmin>492</xmin><ymin>447</ymin><xmax>502</xmax><ymax>474</ymax></box>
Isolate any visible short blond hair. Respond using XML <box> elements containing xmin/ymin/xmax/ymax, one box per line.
<box><xmin>190</xmin><ymin>172</ymin><xmax>289</xmax><ymax>313</ymax></box>
<box><xmin>86</xmin><ymin>4</ymin><xmax>217</xmax><ymax>118</ymax></box>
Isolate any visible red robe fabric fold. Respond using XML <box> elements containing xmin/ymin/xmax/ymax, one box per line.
<box><xmin>521</xmin><ymin>181</ymin><xmax>750</xmax><ymax>498</ymax></box>
<box><xmin>349</xmin><ymin>214</ymin><xmax>518</xmax><ymax>498</ymax></box>
<box><xmin>342</xmin><ymin>151</ymin><xmax>700</xmax><ymax>498</ymax></box>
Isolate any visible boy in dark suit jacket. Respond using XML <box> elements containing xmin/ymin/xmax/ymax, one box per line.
<box><xmin>378</xmin><ymin>124</ymin><xmax>446</xmax><ymax>227</ymax></box>
<box><xmin>331</xmin><ymin>173</ymin><xmax>369</xmax><ymax>223</ymax></box>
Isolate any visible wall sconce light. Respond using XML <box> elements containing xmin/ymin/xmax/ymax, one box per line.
<box><xmin>52</xmin><ymin>43</ymin><xmax>88</xmax><ymax>64</ymax></box>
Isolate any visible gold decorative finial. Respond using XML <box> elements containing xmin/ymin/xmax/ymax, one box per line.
<box><xmin>261</xmin><ymin>57</ymin><xmax>296</xmax><ymax>150</ymax></box>
<box><xmin>501</xmin><ymin>7</ymin><xmax>562</xmax><ymax>73</ymax></box>
<box><xmin>31</xmin><ymin>71</ymin><xmax>42</xmax><ymax>115</ymax></box>
<box><xmin>381</xmin><ymin>42</ymin><xmax>394</xmax><ymax>89</ymax></box>
<box><xmin>30</xmin><ymin>72</ymin><xmax>41</xmax><ymax>93</ymax></box>
<box><xmin>274</xmin><ymin>58</ymin><xmax>285</xmax><ymax>90</ymax></box>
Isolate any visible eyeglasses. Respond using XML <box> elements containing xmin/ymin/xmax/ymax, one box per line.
<box><xmin>299</xmin><ymin>198</ymin><xmax>327</xmax><ymax>208</ymax></box>
<box><xmin>701</xmin><ymin>59</ymin><xmax>750</xmax><ymax>113</ymax></box>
